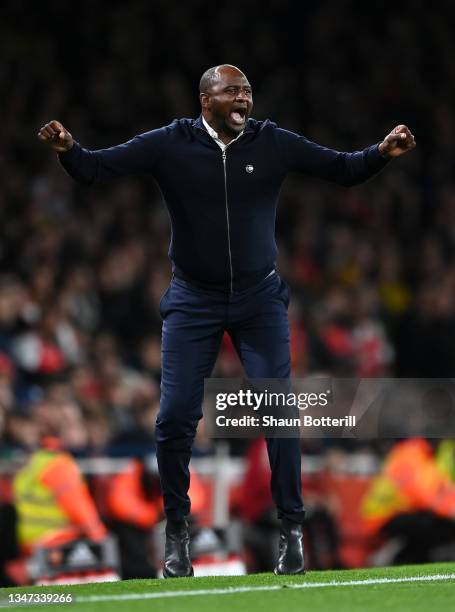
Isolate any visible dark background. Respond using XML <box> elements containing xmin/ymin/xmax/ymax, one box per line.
<box><xmin>1</xmin><ymin>0</ymin><xmax>455</xmax><ymax>454</ymax></box>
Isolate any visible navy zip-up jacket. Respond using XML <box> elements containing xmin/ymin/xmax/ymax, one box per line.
<box><xmin>59</xmin><ymin>116</ymin><xmax>389</xmax><ymax>292</ymax></box>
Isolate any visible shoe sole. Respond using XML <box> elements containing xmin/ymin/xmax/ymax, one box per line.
<box><xmin>163</xmin><ymin>567</ymin><xmax>194</xmax><ymax>579</ymax></box>
<box><xmin>273</xmin><ymin>568</ymin><xmax>306</xmax><ymax>576</ymax></box>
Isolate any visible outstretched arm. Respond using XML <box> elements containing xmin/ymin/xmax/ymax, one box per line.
<box><xmin>274</xmin><ymin>124</ymin><xmax>416</xmax><ymax>187</ymax></box>
<box><xmin>38</xmin><ymin>120</ymin><xmax>167</xmax><ymax>185</ymax></box>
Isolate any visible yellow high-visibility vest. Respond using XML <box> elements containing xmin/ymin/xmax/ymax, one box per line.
<box><xmin>436</xmin><ymin>440</ymin><xmax>455</xmax><ymax>483</ymax></box>
<box><xmin>13</xmin><ymin>450</ymin><xmax>70</xmax><ymax>547</ymax></box>
<box><xmin>361</xmin><ymin>475</ymin><xmax>412</xmax><ymax>524</ymax></box>
<box><xmin>362</xmin><ymin>439</ymin><xmax>455</xmax><ymax>532</ymax></box>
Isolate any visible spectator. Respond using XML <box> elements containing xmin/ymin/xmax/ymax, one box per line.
<box><xmin>362</xmin><ymin>438</ymin><xmax>455</xmax><ymax>564</ymax></box>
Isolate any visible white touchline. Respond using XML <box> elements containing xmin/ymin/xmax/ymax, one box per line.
<box><xmin>1</xmin><ymin>573</ymin><xmax>454</xmax><ymax>608</ymax></box>
<box><xmin>67</xmin><ymin>573</ymin><xmax>455</xmax><ymax>604</ymax></box>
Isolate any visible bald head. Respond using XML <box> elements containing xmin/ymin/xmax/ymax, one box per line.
<box><xmin>199</xmin><ymin>64</ymin><xmax>246</xmax><ymax>93</ymax></box>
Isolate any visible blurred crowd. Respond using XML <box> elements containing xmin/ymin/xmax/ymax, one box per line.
<box><xmin>1</xmin><ymin>0</ymin><xmax>455</xmax><ymax>580</ymax></box>
<box><xmin>0</xmin><ymin>0</ymin><xmax>455</xmax><ymax>579</ymax></box>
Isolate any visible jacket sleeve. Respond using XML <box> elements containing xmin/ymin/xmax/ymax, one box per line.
<box><xmin>274</xmin><ymin>127</ymin><xmax>390</xmax><ymax>187</ymax></box>
<box><xmin>41</xmin><ymin>454</ymin><xmax>107</xmax><ymax>540</ymax></box>
<box><xmin>386</xmin><ymin>440</ymin><xmax>455</xmax><ymax>518</ymax></box>
<box><xmin>107</xmin><ymin>461</ymin><xmax>161</xmax><ymax>529</ymax></box>
<box><xmin>58</xmin><ymin>126</ymin><xmax>169</xmax><ymax>185</ymax></box>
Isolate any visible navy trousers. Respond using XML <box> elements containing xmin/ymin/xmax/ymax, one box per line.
<box><xmin>155</xmin><ymin>272</ymin><xmax>305</xmax><ymax>524</ymax></box>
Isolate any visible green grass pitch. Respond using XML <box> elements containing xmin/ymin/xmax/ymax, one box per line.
<box><xmin>1</xmin><ymin>563</ymin><xmax>454</xmax><ymax>612</ymax></box>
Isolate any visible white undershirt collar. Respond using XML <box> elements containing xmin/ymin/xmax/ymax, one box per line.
<box><xmin>202</xmin><ymin>116</ymin><xmax>244</xmax><ymax>152</ymax></box>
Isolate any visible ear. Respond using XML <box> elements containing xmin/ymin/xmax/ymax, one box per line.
<box><xmin>200</xmin><ymin>92</ymin><xmax>210</xmax><ymax>110</ymax></box>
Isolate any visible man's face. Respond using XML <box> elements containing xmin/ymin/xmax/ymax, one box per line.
<box><xmin>201</xmin><ymin>68</ymin><xmax>253</xmax><ymax>136</ymax></box>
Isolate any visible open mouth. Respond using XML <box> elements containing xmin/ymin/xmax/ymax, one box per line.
<box><xmin>229</xmin><ymin>106</ymin><xmax>247</xmax><ymax>126</ymax></box>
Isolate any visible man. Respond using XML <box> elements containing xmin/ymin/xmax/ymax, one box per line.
<box><xmin>362</xmin><ymin>438</ymin><xmax>455</xmax><ymax>564</ymax></box>
<box><xmin>38</xmin><ymin>64</ymin><xmax>415</xmax><ymax>576</ymax></box>
<box><xmin>13</xmin><ymin>435</ymin><xmax>107</xmax><ymax>554</ymax></box>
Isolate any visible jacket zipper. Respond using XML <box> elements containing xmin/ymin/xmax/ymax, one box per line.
<box><xmin>195</xmin><ymin>124</ymin><xmax>247</xmax><ymax>296</ymax></box>
<box><xmin>222</xmin><ymin>148</ymin><xmax>234</xmax><ymax>297</ymax></box>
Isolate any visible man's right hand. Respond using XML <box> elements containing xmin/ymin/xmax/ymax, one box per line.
<box><xmin>37</xmin><ymin>120</ymin><xmax>74</xmax><ymax>153</ymax></box>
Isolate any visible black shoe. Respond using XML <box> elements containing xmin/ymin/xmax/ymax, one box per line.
<box><xmin>163</xmin><ymin>518</ymin><xmax>194</xmax><ymax>578</ymax></box>
<box><xmin>274</xmin><ymin>518</ymin><xmax>305</xmax><ymax>575</ymax></box>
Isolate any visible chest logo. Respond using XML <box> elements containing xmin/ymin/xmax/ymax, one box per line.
<box><xmin>245</xmin><ymin>164</ymin><xmax>254</xmax><ymax>174</ymax></box>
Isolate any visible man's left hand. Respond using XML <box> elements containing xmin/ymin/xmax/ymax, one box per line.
<box><xmin>379</xmin><ymin>125</ymin><xmax>416</xmax><ymax>158</ymax></box>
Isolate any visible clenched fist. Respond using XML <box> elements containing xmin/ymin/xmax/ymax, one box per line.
<box><xmin>378</xmin><ymin>125</ymin><xmax>416</xmax><ymax>158</ymax></box>
<box><xmin>37</xmin><ymin>120</ymin><xmax>73</xmax><ymax>153</ymax></box>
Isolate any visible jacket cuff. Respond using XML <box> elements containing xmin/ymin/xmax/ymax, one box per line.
<box><xmin>367</xmin><ymin>142</ymin><xmax>391</xmax><ymax>170</ymax></box>
<box><xmin>58</xmin><ymin>141</ymin><xmax>81</xmax><ymax>167</ymax></box>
